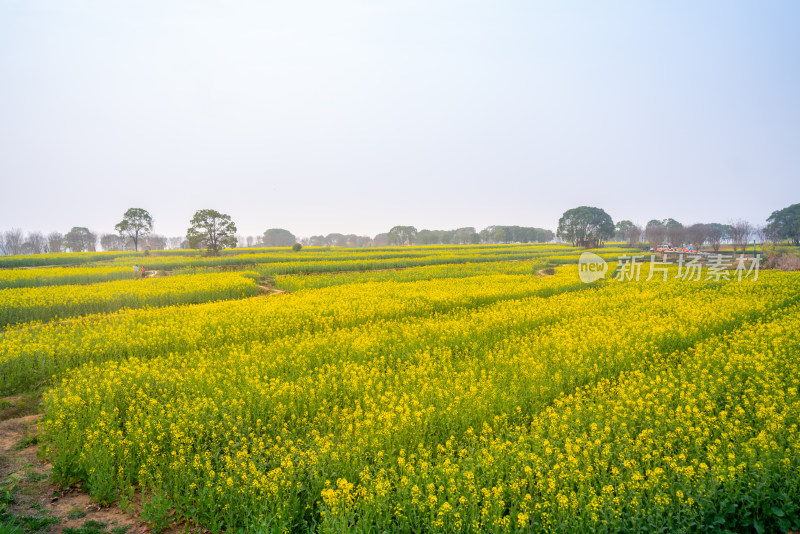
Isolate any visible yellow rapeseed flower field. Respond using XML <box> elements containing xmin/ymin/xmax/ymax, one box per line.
<box><xmin>1</xmin><ymin>246</ymin><xmax>797</xmax><ymax>533</ymax></box>
<box><xmin>0</xmin><ymin>271</ymin><xmax>259</xmax><ymax>328</ymax></box>
<box><xmin>0</xmin><ymin>265</ymin><xmax>135</xmax><ymax>289</ymax></box>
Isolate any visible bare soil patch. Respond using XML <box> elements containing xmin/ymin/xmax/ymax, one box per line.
<box><xmin>0</xmin><ymin>397</ymin><xmax>194</xmax><ymax>533</ymax></box>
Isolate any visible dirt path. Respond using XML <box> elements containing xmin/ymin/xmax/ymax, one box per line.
<box><xmin>0</xmin><ymin>397</ymin><xmax>190</xmax><ymax>533</ymax></box>
<box><xmin>256</xmin><ymin>277</ymin><xmax>288</xmax><ymax>296</ymax></box>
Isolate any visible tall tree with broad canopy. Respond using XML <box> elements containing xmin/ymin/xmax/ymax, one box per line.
<box><xmin>767</xmin><ymin>203</ymin><xmax>800</xmax><ymax>246</ymax></box>
<box><xmin>557</xmin><ymin>206</ymin><xmax>614</xmax><ymax>247</ymax></box>
<box><xmin>388</xmin><ymin>226</ymin><xmax>417</xmax><ymax>246</ymax></box>
<box><xmin>614</xmin><ymin>220</ymin><xmax>635</xmax><ymax>241</ymax></box>
<box><xmin>64</xmin><ymin>227</ymin><xmax>97</xmax><ymax>252</ymax></box>
<box><xmin>326</xmin><ymin>233</ymin><xmax>347</xmax><ymax>246</ymax></box>
<box><xmin>186</xmin><ymin>209</ymin><xmax>237</xmax><ymax>256</ymax></box>
<box><xmin>114</xmin><ymin>208</ymin><xmax>153</xmax><ymax>252</ymax></box>
<box><xmin>263</xmin><ymin>228</ymin><xmax>296</xmax><ymax>247</ymax></box>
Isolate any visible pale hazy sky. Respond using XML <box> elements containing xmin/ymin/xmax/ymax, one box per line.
<box><xmin>1</xmin><ymin>1</ymin><xmax>798</xmax><ymax>239</ymax></box>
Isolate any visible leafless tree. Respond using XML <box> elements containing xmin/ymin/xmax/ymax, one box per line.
<box><xmin>141</xmin><ymin>235</ymin><xmax>167</xmax><ymax>250</ymax></box>
<box><xmin>2</xmin><ymin>228</ymin><xmax>24</xmax><ymax>255</ymax></box>
<box><xmin>754</xmin><ymin>225</ymin><xmax>768</xmax><ymax>243</ymax></box>
<box><xmin>625</xmin><ymin>224</ymin><xmax>643</xmax><ymax>248</ymax></box>
<box><xmin>246</xmin><ymin>236</ymin><xmax>254</xmax><ymax>247</ymax></box>
<box><xmin>373</xmin><ymin>233</ymin><xmax>390</xmax><ymax>247</ymax></box>
<box><xmin>706</xmin><ymin>225</ymin><xmax>724</xmax><ymax>252</ymax></box>
<box><xmin>666</xmin><ymin>223</ymin><xmax>685</xmax><ymax>247</ymax></box>
<box><xmin>729</xmin><ymin>219</ymin><xmax>753</xmax><ymax>254</ymax></box>
<box><xmin>685</xmin><ymin>224</ymin><xmax>708</xmax><ymax>251</ymax></box>
<box><xmin>101</xmin><ymin>234</ymin><xmax>124</xmax><ymax>251</ymax></box>
<box><xmin>47</xmin><ymin>232</ymin><xmax>64</xmax><ymax>253</ymax></box>
<box><xmin>645</xmin><ymin>222</ymin><xmax>666</xmax><ymax>250</ymax></box>
<box><xmin>167</xmin><ymin>237</ymin><xmax>184</xmax><ymax>250</ymax></box>
<box><xmin>760</xmin><ymin>224</ymin><xmax>782</xmax><ymax>256</ymax></box>
<box><xmin>26</xmin><ymin>232</ymin><xmax>46</xmax><ymax>254</ymax></box>
<box><xmin>754</xmin><ymin>225</ymin><xmax>778</xmax><ymax>256</ymax></box>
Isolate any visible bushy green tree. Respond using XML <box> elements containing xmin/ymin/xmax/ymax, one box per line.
<box><xmin>614</xmin><ymin>220</ymin><xmax>635</xmax><ymax>241</ymax></box>
<box><xmin>557</xmin><ymin>206</ymin><xmax>614</xmax><ymax>247</ymax></box>
<box><xmin>263</xmin><ymin>228</ymin><xmax>296</xmax><ymax>247</ymax></box>
<box><xmin>767</xmin><ymin>203</ymin><xmax>800</xmax><ymax>245</ymax></box>
<box><xmin>186</xmin><ymin>209</ymin><xmax>237</xmax><ymax>256</ymax></box>
<box><xmin>114</xmin><ymin>208</ymin><xmax>153</xmax><ymax>252</ymax></box>
<box><xmin>388</xmin><ymin>226</ymin><xmax>417</xmax><ymax>246</ymax></box>
<box><xmin>64</xmin><ymin>227</ymin><xmax>97</xmax><ymax>252</ymax></box>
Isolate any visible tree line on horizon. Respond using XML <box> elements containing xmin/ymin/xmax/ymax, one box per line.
<box><xmin>1</xmin><ymin>203</ymin><xmax>797</xmax><ymax>256</ymax></box>
<box><xmin>0</xmin><ymin>208</ymin><xmax>555</xmax><ymax>256</ymax></box>
<box><xmin>555</xmin><ymin>203</ymin><xmax>800</xmax><ymax>253</ymax></box>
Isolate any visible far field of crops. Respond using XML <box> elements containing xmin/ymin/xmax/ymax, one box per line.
<box><xmin>1</xmin><ymin>244</ymin><xmax>798</xmax><ymax>533</ymax></box>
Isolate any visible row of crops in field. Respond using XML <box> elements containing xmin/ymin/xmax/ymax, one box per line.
<box><xmin>0</xmin><ymin>244</ymin><xmax>545</xmax><ymax>269</ymax></box>
<box><xmin>0</xmin><ymin>243</ymin><xmax>635</xmax><ymax>274</ymax></box>
<box><xmin>0</xmin><ymin>267</ymin><xmax>584</xmax><ymax>393</ymax></box>
<box><xmin>107</xmin><ymin>246</ymin><xmax>595</xmax><ymax>273</ymax></box>
<box><xmin>0</xmin><ymin>272</ymin><xmax>260</xmax><ymax>328</ymax></box>
<box><xmin>0</xmin><ymin>265</ymin><xmax>137</xmax><ymax>289</ymax></box>
<box><xmin>0</xmin><ymin>245</ymin><xmax>601</xmax><ymax>328</ymax></box>
<box><xmin>1</xmin><ymin>244</ymin><xmax>798</xmax><ymax>533</ymax></box>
